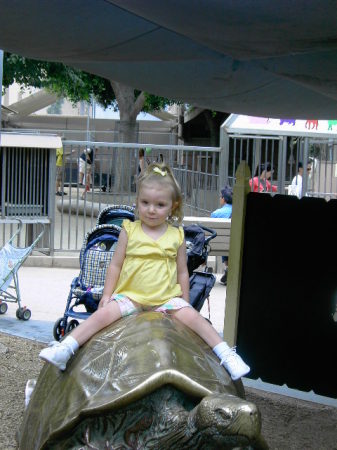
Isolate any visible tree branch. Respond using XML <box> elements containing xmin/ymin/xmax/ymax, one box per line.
<box><xmin>110</xmin><ymin>80</ymin><xmax>145</xmax><ymax>121</ymax></box>
<box><xmin>133</xmin><ymin>91</ymin><xmax>146</xmax><ymax>116</ymax></box>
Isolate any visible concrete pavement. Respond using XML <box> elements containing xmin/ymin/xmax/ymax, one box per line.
<box><xmin>0</xmin><ymin>265</ymin><xmax>226</xmax><ymax>343</ymax></box>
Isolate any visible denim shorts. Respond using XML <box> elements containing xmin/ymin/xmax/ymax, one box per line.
<box><xmin>110</xmin><ymin>294</ymin><xmax>191</xmax><ymax>317</ymax></box>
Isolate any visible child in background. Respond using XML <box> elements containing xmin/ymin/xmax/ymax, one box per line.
<box><xmin>40</xmin><ymin>163</ymin><xmax>250</xmax><ymax>380</ymax></box>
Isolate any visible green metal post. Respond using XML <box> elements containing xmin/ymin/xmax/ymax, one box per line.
<box><xmin>223</xmin><ymin>161</ymin><xmax>251</xmax><ymax>346</ymax></box>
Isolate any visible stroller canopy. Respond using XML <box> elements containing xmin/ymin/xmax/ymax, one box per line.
<box><xmin>184</xmin><ymin>225</ymin><xmax>207</xmax><ymax>276</ymax></box>
<box><xmin>97</xmin><ymin>205</ymin><xmax>135</xmax><ymax>227</ymax></box>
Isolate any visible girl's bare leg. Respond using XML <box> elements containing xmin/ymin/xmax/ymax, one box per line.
<box><xmin>71</xmin><ymin>301</ymin><xmax>122</xmax><ymax>346</ymax></box>
<box><xmin>172</xmin><ymin>307</ymin><xmax>222</xmax><ymax>348</ymax></box>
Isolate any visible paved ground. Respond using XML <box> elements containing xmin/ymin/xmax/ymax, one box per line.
<box><xmin>0</xmin><ymin>266</ymin><xmax>226</xmax><ymax>344</ymax></box>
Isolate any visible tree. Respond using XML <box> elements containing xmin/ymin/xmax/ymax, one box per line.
<box><xmin>202</xmin><ymin>110</ymin><xmax>228</xmax><ymax>147</ymax></box>
<box><xmin>47</xmin><ymin>98</ymin><xmax>64</xmax><ymax>115</ymax></box>
<box><xmin>3</xmin><ymin>53</ymin><xmax>176</xmax><ymax>190</ymax></box>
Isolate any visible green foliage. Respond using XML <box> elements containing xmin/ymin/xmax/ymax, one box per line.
<box><xmin>3</xmin><ymin>53</ymin><xmax>174</xmax><ymax>112</ymax></box>
<box><xmin>142</xmin><ymin>92</ymin><xmax>175</xmax><ymax>112</ymax></box>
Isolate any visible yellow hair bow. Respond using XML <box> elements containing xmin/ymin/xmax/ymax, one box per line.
<box><xmin>153</xmin><ymin>167</ymin><xmax>167</xmax><ymax>177</ymax></box>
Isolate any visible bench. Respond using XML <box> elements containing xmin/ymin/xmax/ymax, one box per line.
<box><xmin>183</xmin><ymin>216</ymin><xmax>231</xmax><ymax>272</ymax></box>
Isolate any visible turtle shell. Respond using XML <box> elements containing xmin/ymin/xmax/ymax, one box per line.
<box><xmin>19</xmin><ymin>312</ymin><xmax>249</xmax><ymax>449</ymax></box>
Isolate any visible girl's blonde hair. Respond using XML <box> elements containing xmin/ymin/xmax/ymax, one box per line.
<box><xmin>136</xmin><ymin>162</ymin><xmax>184</xmax><ymax>224</ymax></box>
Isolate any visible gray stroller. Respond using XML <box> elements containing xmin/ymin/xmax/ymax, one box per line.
<box><xmin>0</xmin><ymin>219</ymin><xmax>45</xmax><ymax>320</ymax></box>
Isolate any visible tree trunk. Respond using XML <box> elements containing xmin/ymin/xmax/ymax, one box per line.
<box><xmin>203</xmin><ymin>110</ymin><xmax>219</xmax><ymax>147</ymax></box>
<box><xmin>110</xmin><ymin>81</ymin><xmax>146</xmax><ymax>192</ymax></box>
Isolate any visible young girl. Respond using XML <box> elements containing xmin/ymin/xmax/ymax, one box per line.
<box><xmin>40</xmin><ymin>163</ymin><xmax>250</xmax><ymax>380</ymax></box>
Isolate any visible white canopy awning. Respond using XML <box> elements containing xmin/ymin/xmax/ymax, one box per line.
<box><xmin>0</xmin><ymin>133</ymin><xmax>62</xmax><ymax>149</ymax></box>
<box><xmin>223</xmin><ymin>115</ymin><xmax>337</xmax><ymax>139</ymax></box>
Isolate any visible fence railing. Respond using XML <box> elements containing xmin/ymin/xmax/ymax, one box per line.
<box><xmin>1</xmin><ymin>130</ymin><xmax>337</xmax><ymax>253</ymax></box>
<box><xmin>222</xmin><ymin>129</ymin><xmax>337</xmax><ymax>199</ymax></box>
<box><xmin>2</xmin><ymin>127</ymin><xmax>178</xmax><ymax>146</ymax></box>
<box><xmin>52</xmin><ymin>140</ymin><xmax>222</xmax><ymax>252</ymax></box>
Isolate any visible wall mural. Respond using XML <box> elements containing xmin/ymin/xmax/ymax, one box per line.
<box><xmin>225</xmin><ymin>115</ymin><xmax>337</xmax><ymax>136</ymax></box>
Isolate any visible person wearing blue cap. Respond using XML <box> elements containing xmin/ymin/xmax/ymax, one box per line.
<box><xmin>211</xmin><ymin>186</ymin><xmax>233</xmax><ymax>285</ymax></box>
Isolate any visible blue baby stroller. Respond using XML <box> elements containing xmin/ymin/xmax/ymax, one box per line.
<box><xmin>184</xmin><ymin>224</ymin><xmax>217</xmax><ymax>315</ymax></box>
<box><xmin>53</xmin><ymin>207</ymin><xmax>217</xmax><ymax>340</ymax></box>
<box><xmin>53</xmin><ymin>206</ymin><xmax>135</xmax><ymax>340</ymax></box>
<box><xmin>0</xmin><ymin>219</ymin><xmax>45</xmax><ymax>320</ymax></box>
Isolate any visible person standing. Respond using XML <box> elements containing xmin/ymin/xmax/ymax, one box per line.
<box><xmin>289</xmin><ymin>161</ymin><xmax>312</xmax><ymax>198</ymax></box>
<box><xmin>211</xmin><ymin>186</ymin><xmax>233</xmax><ymax>285</ymax></box>
<box><xmin>137</xmin><ymin>148</ymin><xmax>145</xmax><ymax>177</ymax></box>
<box><xmin>79</xmin><ymin>147</ymin><xmax>95</xmax><ymax>199</ymax></box>
<box><xmin>55</xmin><ymin>146</ymin><xmax>67</xmax><ymax>196</ymax></box>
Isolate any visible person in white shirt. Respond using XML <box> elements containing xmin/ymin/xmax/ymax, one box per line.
<box><xmin>289</xmin><ymin>161</ymin><xmax>312</xmax><ymax>198</ymax></box>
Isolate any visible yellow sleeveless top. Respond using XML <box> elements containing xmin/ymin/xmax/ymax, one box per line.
<box><xmin>114</xmin><ymin>220</ymin><xmax>184</xmax><ymax>305</ymax></box>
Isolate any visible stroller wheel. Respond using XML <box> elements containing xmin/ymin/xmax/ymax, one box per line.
<box><xmin>53</xmin><ymin>317</ymin><xmax>66</xmax><ymax>341</ymax></box>
<box><xmin>21</xmin><ymin>308</ymin><xmax>32</xmax><ymax>321</ymax></box>
<box><xmin>65</xmin><ymin>320</ymin><xmax>79</xmax><ymax>335</ymax></box>
<box><xmin>0</xmin><ymin>302</ymin><xmax>8</xmax><ymax>314</ymax></box>
<box><xmin>16</xmin><ymin>307</ymin><xmax>31</xmax><ymax>320</ymax></box>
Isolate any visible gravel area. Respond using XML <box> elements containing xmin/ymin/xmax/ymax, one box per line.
<box><xmin>1</xmin><ymin>332</ymin><xmax>336</xmax><ymax>450</ymax></box>
<box><xmin>0</xmin><ymin>334</ymin><xmax>44</xmax><ymax>450</ymax></box>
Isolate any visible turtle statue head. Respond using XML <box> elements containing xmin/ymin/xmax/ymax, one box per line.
<box><xmin>191</xmin><ymin>394</ymin><xmax>268</xmax><ymax>448</ymax></box>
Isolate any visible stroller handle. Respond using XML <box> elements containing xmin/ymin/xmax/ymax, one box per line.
<box><xmin>1</xmin><ymin>218</ymin><xmax>45</xmax><ymax>247</ymax></box>
<box><xmin>2</xmin><ymin>218</ymin><xmax>23</xmax><ymax>245</ymax></box>
<box><xmin>197</xmin><ymin>224</ymin><xmax>217</xmax><ymax>244</ymax></box>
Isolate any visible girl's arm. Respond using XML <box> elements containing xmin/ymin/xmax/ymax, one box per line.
<box><xmin>99</xmin><ymin>229</ymin><xmax>128</xmax><ymax>307</ymax></box>
<box><xmin>177</xmin><ymin>240</ymin><xmax>190</xmax><ymax>303</ymax></box>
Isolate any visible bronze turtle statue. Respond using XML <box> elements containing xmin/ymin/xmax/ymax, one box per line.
<box><xmin>19</xmin><ymin>312</ymin><xmax>268</xmax><ymax>449</ymax></box>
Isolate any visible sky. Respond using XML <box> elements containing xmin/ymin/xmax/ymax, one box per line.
<box><xmin>94</xmin><ymin>104</ymin><xmax>160</xmax><ymax>121</ymax></box>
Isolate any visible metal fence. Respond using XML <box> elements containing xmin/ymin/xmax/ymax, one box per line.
<box><xmin>52</xmin><ymin>140</ymin><xmax>222</xmax><ymax>252</ymax></box>
<box><xmin>222</xmin><ymin>131</ymin><xmax>337</xmax><ymax>200</ymax></box>
<box><xmin>0</xmin><ymin>142</ymin><xmax>55</xmax><ymax>252</ymax></box>
<box><xmin>1</xmin><ymin>129</ymin><xmax>337</xmax><ymax>253</ymax></box>
<box><xmin>0</xmin><ymin>146</ymin><xmax>51</xmax><ymax>217</ymax></box>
